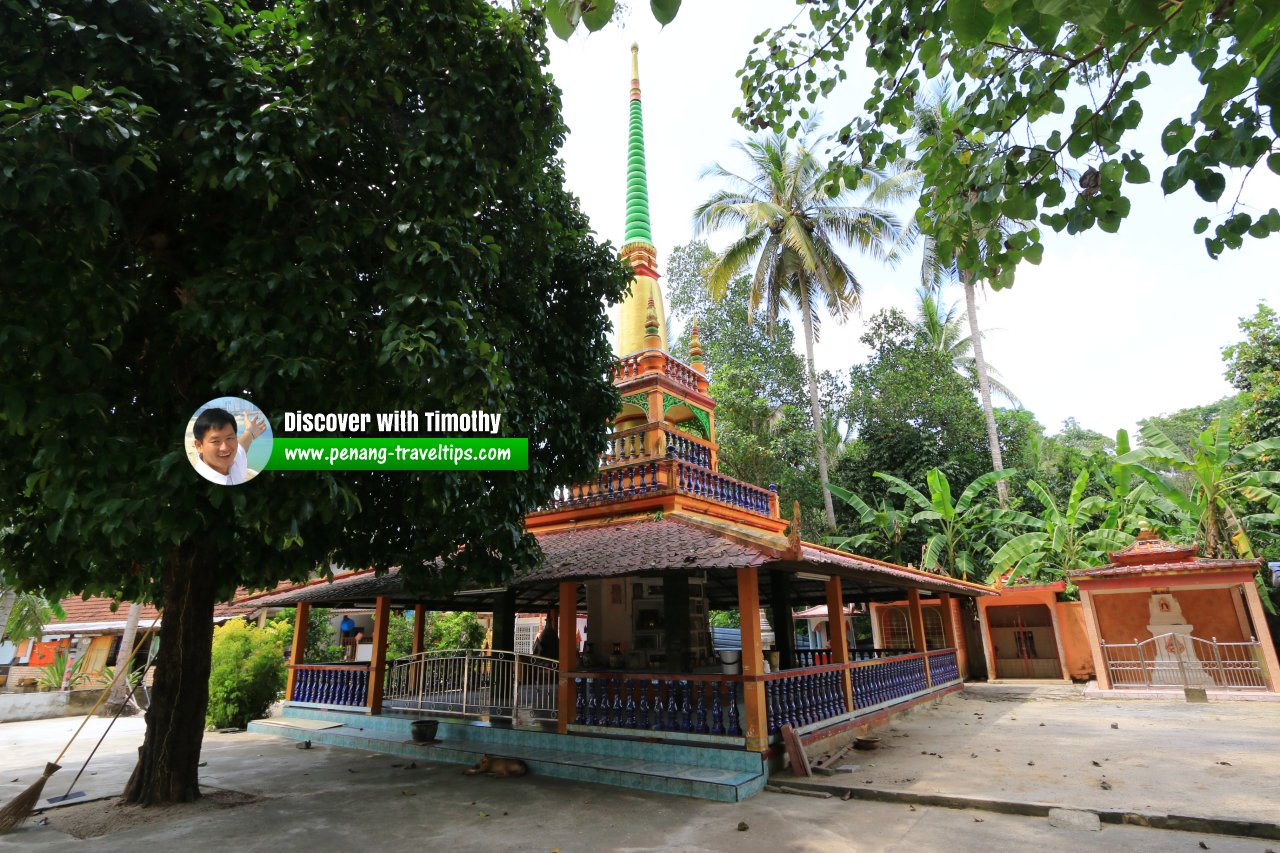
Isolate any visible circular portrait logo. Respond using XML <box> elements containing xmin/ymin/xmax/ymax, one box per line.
<box><xmin>185</xmin><ymin>397</ymin><xmax>272</xmax><ymax>485</ymax></box>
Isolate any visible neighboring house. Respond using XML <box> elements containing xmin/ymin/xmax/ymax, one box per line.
<box><xmin>2</xmin><ymin>594</ymin><xmax>260</xmax><ymax>691</ymax></box>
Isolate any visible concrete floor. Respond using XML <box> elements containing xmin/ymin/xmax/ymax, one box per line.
<box><xmin>0</xmin><ymin>690</ymin><xmax>1276</xmax><ymax>852</ymax></box>
<box><xmin>776</xmin><ymin>684</ymin><xmax>1280</xmax><ymax>824</ymax></box>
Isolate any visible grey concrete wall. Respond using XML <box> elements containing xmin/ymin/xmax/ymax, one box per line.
<box><xmin>0</xmin><ymin>688</ymin><xmax>101</xmax><ymax>722</ymax></box>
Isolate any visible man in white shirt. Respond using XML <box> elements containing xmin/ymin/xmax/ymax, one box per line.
<box><xmin>192</xmin><ymin>407</ymin><xmax>266</xmax><ymax>485</ymax></box>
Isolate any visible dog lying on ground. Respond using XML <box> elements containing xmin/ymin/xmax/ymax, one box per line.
<box><xmin>463</xmin><ymin>754</ymin><xmax>528</xmax><ymax>777</ymax></box>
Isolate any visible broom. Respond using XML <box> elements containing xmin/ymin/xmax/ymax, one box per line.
<box><xmin>0</xmin><ymin>612</ymin><xmax>161</xmax><ymax>835</ymax></box>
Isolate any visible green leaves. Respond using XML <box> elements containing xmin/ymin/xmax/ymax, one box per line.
<box><xmin>740</xmin><ymin>0</ymin><xmax>1280</xmax><ymax>270</ymax></box>
<box><xmin>948</xmin><ymin>0</ymin><xmax>995</xmax><ymax>45</ymax></box>
<box><xmin>651</xmin><ymin>0</ymin><xmax>682</xmax><ymax>26</ymax></box>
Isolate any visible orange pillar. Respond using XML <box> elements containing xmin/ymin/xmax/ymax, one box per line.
<box><xmin>908</xmin><ymin>589</ymin><xmax>931</xmax><ymax>686</ymax></box>
<box><xmin>366</xmin><ymin>595</ymin><xmax>391</xmax><ymax>714</ymax></box>
<box><xmin>940</xmin><ymin>592</ymin><xmax>958</xmax><ymax>650</ymax></box>
<box><xmin>826</xmin><ymin>577</ymin><xmax>853</xmax><ymax>712</ymax></box>
<box><xmin>1078</xmin><ymin>588</ymin><xmax>1111</xmax><ymax>690</ymax></box>
<box><xmin>411</xmin><ymin>604</ymin><xmax>426</xmax><ymax>656</ymax></box>
<box><xmin>738</xmin><ymin>567</ymin><xmax>768</xmax><ymax>751</ymax></box>
<box><xmin>557</xmin><ymin>583</ymin><xmax>577</xmax><ymax>733</ymax></box>
<box><xmin>285</xmin><ymin>602</ymin><xmax>310</xmax><ymax>703</ymax></box>
<box><xmin>1241</xmin><ymin>581</ymin><xmax>1280</xmax><ymax>692</ymax></box>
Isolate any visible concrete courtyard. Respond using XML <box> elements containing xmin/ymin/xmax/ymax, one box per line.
<box><xmin>775</xmin><ymin>683</ymin><xmax>1280</xmax><ymax>826</ymax></box>
<box><xmin>0</xmin><ymin>686</ymin><xmax>1276</xmax><ymax>852</ymax></box>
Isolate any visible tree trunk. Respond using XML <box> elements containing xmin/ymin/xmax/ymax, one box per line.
<box><xmin>800</xmin><ymin>292</ymin><xmax>837</xmax><ymax>530</ymax></box>
<box><xmin>122</xmin><ymin>545</ymin><xmax>218</xmax><ymax>805</ymax></box>
<box><xmin>108</xmin><ymin>602</ymin><xmax>142</xmax><ymax>708</ymax></box>
<box><xmin>0</xmin><ymin>589</ymin><xmax>14</xmax><ymax>642</ymax></box>
<box><xmin>961</xmin><ymin>268</ymin><xmax>1007</xmax><ymax>508</ymax></box>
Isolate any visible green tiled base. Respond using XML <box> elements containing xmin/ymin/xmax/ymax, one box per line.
<box><xmin>250</xmin><ymin>706</ymin><xmax>766</xmax><ymax>802</ymax></box>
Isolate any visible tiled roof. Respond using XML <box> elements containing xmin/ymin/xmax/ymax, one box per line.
<box><xmin>1069</xmin><ymin>557</ymin><xmax>1260</xmax><ymax>579</ymax></box>
<box><xmin>1069</xmin><ymin>532</ymin><xmax>1260</xmax><ymax>579</ymax></box>
<box><xmin>1107</xmin><ymin>535</ymin><xmax>1197</xmax><ymax>566</ymax></box>
<box><xmin>246</xmin><ymin>569</ymin><xmax>399</xmax><ymax>607</ymax></box>
<box><xmin>525</xmin><ymin>517</ymin><xmax>771</xmax><ymax>581</ymax></box>
<box><xmin>792</xmin><ymin>603</ymin><xmax>854</xmax><ymax>619</ymax></box>
<box><xmin>793</xmin><ymin>544</ymin><xmax>994</xmax><ymax>597</ymax></box>
<box><xmin>248</xmin><ymin>516</ymin><xmax>994</xmax><ymax>607</ymax></box>
<box><xmin>46</xmin><ymin>588</ymin><xmax>265</xmax><ymax>631</ymax></box>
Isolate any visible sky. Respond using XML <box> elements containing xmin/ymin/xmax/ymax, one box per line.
<box><xmin>546</xmin><ymin>2</ymin><xmax>1280</xmax><ymax>441</ymax></box>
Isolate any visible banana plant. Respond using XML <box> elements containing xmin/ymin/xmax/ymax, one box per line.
<box><xmin>875</xmin><ymin>468</ymin><xmax>1025</xmax><ymax>579</ymax></box>
<box><xmin>1096</xmin><ymin>429</ymin><xmax>1192</xmax><ymax>539</ymax></box>
<box><xmin>1116</xmin><ymin>419</ymin><xmax>1280</xmax><ymax>560</ymax></box>
<box><xmin>990</xmin><ymin>470</ymin><xmax>1135</xmax><ymax>585</ymax></box>
<box><xmin>824</xmin><ymin>483</ymin><xmax>911</xmax><ymax>564</ymax></box>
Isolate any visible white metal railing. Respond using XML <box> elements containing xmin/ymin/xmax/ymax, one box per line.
<box><xmin>382</xmin><ymin>649</ymin><xmax>559</xmax><ymax>723</ymax></box>
<box><xmin>1102</xmin><ymin>633</ymin><xmax>1267</xmax><ymax>689</ymax></box>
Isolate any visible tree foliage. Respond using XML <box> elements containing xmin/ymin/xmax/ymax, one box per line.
<box><xmin>1118</xmin><ymin>419</ymin><xmax>1280</xmax><ymax>560</ymax></box>
<box><xmin>738</xmin><ymin>0</ymin><xmax>1280</xmax><ymax>280</ymax></box>
<box><xmin>666</xmin><ymin>242</ymin><xmax>832</xmax><ymax>530</ymax></box>
<box><xmin>425</xmin><ymin>611</ymin><xmax>489</xmax><ymax>650</ymax></box>
<box><xmin>991</xmin><ymin>470</ymin><xmax>1133</xmax><ymax>584</ymax></box>
<box><xmin>0</xmin><ymin>0</ymin><xmax>629</xmax><ymax>804</ymax></box>
<box><xmin>1223</xmin><ymin>302</ymin><xmax>1280</xmax><ymax>444</ymax></box>
<box><xmin>836</xmin><ymin>308</ymin><xmax>992</xmax><ymax>508</ymax></box>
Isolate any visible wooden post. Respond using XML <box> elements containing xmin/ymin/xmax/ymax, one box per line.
<box><xmin>977</xmin><ymin>599</ymin><xmax>998</xmax><ymax>682</ymax></box>
<box><xmin>491</xmin><ymin>589</ymin><xmax>517</xmax><ymax>652</ymax></box>
<box><xmin>1078</xmin><ymin>588</ymin><xmax>1111</xmax><ymax>690</ymax></box>
<box><xmin>663</xmin><ymin>575</ymin><xmax>692</xmax><ymax>672</ymax></box>
<box><xmin>939</xmin><ymin>593</ymin><xmax>956</xmax><ymax>649</ymax></box>
<box><xmin>557</xmin><ymin>582</ymin><xmax>577</xmax><ymax>733</ymax></box>
<box><xmin>908</xmin><ymin>589</ymin><xmax>930</xmax><ymax>686</ymax></box>
<box><xmin>1240</xmin><ymin>580</ymin><xmax>1280</xmax><ymax>692</ymax></box>
<box><xmin>411</xmin><ymin>604</ymin><xmax>426</xmax><ymax>656</ymax></box>
<box><xmin>284</xmin><ymin>602</ymin><xmax>309</xmax><ymax>703</ymax></box>
<box><xmin>770</xmin><ymin>570</ymin><xmax>796</xmax><ymax>671</ymax></box>
<box><xmin>738</xmin><ymin>566</ymin><xmax>768</xmax><ymax>752</ymax></box>
<box><xmin>826</xmin><ymin>577</ymin><xmax>853</xmax><ymax>712</ymax></box>
<box><xmin>366</xmin><ymin>595</ymin><xmax>391</xmax><ymax>714</ymax></box>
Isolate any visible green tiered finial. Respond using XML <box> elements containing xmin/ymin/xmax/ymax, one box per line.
<box><xmin>625</xmin><ymin>43</ymin><xmax>652</xmax><ymax>244</ymax></box>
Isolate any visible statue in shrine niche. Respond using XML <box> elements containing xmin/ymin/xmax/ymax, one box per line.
<box><xmin>1146</xmin><ymin>593</ymin><xmax>1211</xmax><ymax>686</ymax></box>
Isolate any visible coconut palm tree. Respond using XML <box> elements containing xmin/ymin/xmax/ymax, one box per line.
<box><xmin>693</xmin><ymin>129</ymin><xmax>907</xmax><ymax>529</ymax></box>
<box><xmin>913</xmin><ymin>91</ymin><xmax>1028</xmax><ymax>508</ymax></box>
<box><xmin>916</xmin><ymin>288</ymin><xmax>1020</xmax><ymax>406</ymax></box>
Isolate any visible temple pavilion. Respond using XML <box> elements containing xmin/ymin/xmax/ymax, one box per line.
<box><xmin>245</xmin><ymin>46</ymin><xmax>993</xmax><ymax>801</ymax></box>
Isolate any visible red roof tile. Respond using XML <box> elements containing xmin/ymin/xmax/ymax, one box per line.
<box><xmin>46</xmin><ymin>589</ymin><xmax>261</xmax><ymax>630</ymax></box>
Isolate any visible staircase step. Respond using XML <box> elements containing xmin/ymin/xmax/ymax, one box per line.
<box><xmin>248</xmin><ymin>718</ymin><xmax>766</xmax><ymax>802</ymax></box>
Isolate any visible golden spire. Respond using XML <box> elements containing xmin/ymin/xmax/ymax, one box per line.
<box><xmin>689</xmin><ymin>318</ymin><xmax>705</xmax><ymax>374</ymax></box>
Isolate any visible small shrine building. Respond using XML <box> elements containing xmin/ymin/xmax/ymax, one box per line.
<box><xmin>1069</xmin><ymin>532</ymin><xmax>1279</xmax><ymax>695</ymax></box>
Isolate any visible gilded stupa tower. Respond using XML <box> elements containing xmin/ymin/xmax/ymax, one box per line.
<box><xmin>616</xmin><ymin>43</ymin><xmax>667</xmax><ymax>356</ymax></box>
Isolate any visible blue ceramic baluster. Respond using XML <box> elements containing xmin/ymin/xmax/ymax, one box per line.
<box><xmin>611</xmin><ymin>679</ymin><xmax>624</xmax><ymax>726</ymax></box>
<box><xmin>679</xmin><ymin>681</ymin><xmax>692</xmax><ymax>733</ymax></box>
<box><xmin>639</xmin><ymin>682</ymin><xmax>651</xmax><ymax>729</ymax></box>
<box><xmin>694</xmin><ymin>682</ymin><xmax>708</xmax><ymax>734</ymax></box>
<box><xmin>726</xmin><ymin>683</ymin><xmax>742</xmax><ymax>736</ymax></box>
<box><xmin>586</xmin><ymin>679</ymin><xmax>598</xmax><ymax>725</ymax></box>
<box><xmin>575</xmin><ymin>679</ymin><xmax>586</xmax><ymax>724</ymax></box>
<box><xmin>666</xmin><ymin>681</ymin><xmax>679</xmax><ymax>730</ymax></box>
<box><xmin>710</xmin><ymin>683</ymin><xmax>724</xmax><ymax>735</ymax></box>
<box><xmin>625</xmin><ymin>682</ymin><xmax>637</xmax><ymax>728</ymax></box>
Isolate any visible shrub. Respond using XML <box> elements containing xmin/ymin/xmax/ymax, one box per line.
<box><xmin>207</xmin><ymin>618</ymin><xmax>285</xmax><ymax>729</ymax></box>
<box><xmin>426</xmin><ymin>611</ymin><xmax>487</xmax><ymax>650</ymax></box>
<box><xmin>36</xmin><ymin>653</ymin><xmax>90</xmax><ymax>691</ymax></box>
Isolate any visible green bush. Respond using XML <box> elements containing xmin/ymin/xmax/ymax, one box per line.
<box><xmin>426</xmin><ymin>612</ymin><xmax>487</xmax><ymax>650</ymax></box>
<box><xmin>207</xmin><ymin>618</ymin><xmax>285</xmax><ymax>729</ymax></box>
<box><xmin>36</xmin><ymin>653</ymin><xmax>90</xmax><ymax>691</ymax></box>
